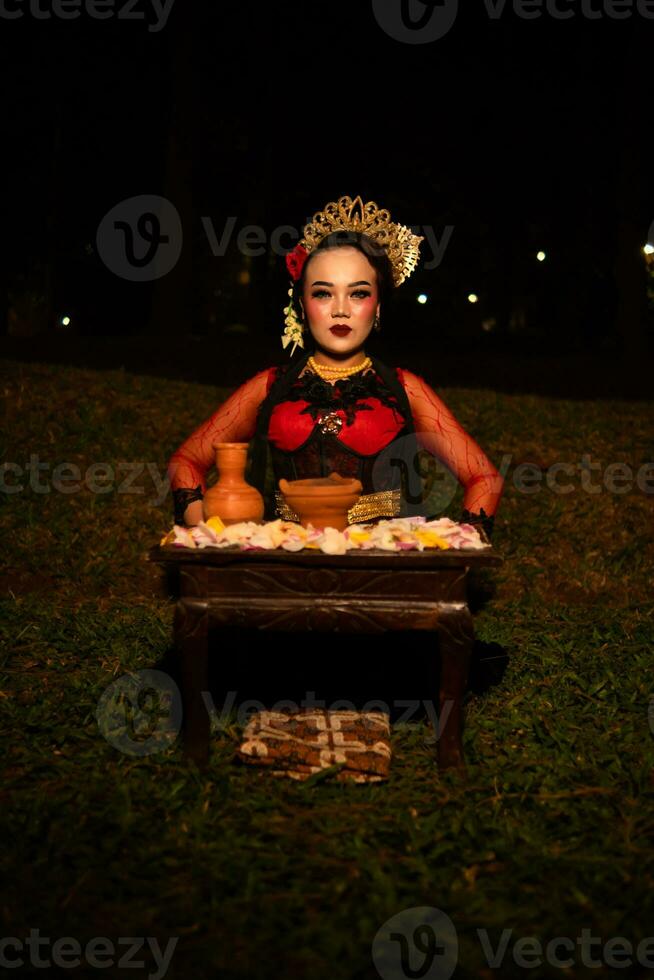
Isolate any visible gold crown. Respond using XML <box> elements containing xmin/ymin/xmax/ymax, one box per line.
<box><xmin>299</xmin><ymin>194</ymin><xmax>424</xmax><ymax>287</ymax></box>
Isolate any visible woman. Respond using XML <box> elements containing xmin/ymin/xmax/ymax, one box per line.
<box><xmin>167</xmin><ymin>195</ymin><xmax>504</xmax><ymax>538</ymax></box>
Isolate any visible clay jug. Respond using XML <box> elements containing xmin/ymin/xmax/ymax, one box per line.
<box><xmin>203</xmin><ymin>442</ymin><xmax>264</xmax><ymax>525</ymax></box>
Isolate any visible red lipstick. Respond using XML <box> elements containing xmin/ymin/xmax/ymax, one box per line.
<box><xmin>329</xmin><ymin>326</ymin><xmax>352</xmax><ymax>336</ymax></box>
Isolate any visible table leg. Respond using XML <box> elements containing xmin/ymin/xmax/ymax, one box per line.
<box><xmin>436</xmin><ymin>606</ymin><xmax>474</xmax><ymax>771</ymax></box>
<box><xmin>173</xmin><ymin>598</ymin><xmax>210</xmax><ymax>768</ymax></box>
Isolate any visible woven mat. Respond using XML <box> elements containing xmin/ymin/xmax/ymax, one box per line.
<box><xmin>236</xmin><ymin>709</ymin><xmax>392</xmax><ymax>783</ymax></box>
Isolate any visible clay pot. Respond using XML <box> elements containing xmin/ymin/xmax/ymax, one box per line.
<box><xmin>203</xmin><ymin>442</ymin><xmax>264</xmax><ymax>525</ymax></box>
<box><xmin>278</xmin><ymin>472</ymin><xmax>363</xmax><ymax>531</ymax></box>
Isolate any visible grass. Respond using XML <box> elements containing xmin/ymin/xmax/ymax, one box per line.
<box><xmin>1</xmin><ymin>356</ymin><xmax>654</xmax><ymax>979</ymax></box>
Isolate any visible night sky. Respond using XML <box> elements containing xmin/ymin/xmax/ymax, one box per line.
<box><xmin>4</xmin><ymin>2</ymin><xmax>652</xmax><ymax>364</ymax></box>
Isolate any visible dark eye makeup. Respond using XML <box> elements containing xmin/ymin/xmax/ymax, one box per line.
<box><xmin>311</xmin><ymin>290</ymin><xmax>371</xmax><ymax>299</ymax></box>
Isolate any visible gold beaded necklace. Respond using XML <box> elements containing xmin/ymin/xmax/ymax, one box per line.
<box><xmin>307</xmin><ymin>355</ymin><xmax>372</xmax><ymax>382</ymax></box>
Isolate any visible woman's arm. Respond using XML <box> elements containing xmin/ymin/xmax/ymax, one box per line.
<box><xmin>399</xmin><ymin>368</ymin><xmax>505</xmax><ymax>532</ymax></box>
<box><xmin>167</xmin><ymin>367</ymin><xmax>274</xmax><ymax>525</ymax></box>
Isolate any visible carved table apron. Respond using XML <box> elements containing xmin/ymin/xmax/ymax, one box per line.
<box><xmin>149</xmin><ymin>544</ymin><xmax>503</xmax><ymax>772</ymax></box>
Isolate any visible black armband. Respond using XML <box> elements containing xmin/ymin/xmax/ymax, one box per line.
<box><xmin>460</xmin><ymin>506</ymin><xmax>495</xmax><ymax>541</ymax></box>
<box><xmin>172</xmin><ymin>485</ymin><xmax>203</xmax><ymax>526</ymax></box>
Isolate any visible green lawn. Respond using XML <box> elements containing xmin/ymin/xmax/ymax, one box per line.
<box><xmin>1</xmin><ymin>357</ymin><xmax>653</xmax><ymax>980</ymax></box>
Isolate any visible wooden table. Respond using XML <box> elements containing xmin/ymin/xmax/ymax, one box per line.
<box><xmin>148</xmin><ymin>538</ymin><xmax>502</xmax><ymax>772</ymax></box>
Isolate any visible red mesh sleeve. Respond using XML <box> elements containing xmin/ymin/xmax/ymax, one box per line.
<box><xmin>167</xmin><ymin>367</ymin><xmax>276</xmax><ymax>493</ymax></box>
<box><xmin>398</xmin><ymin>367</ymin><xmax>505</xmax><ymax>516</ymax></box>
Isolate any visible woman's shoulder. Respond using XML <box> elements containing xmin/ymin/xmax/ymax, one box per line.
<box><xmin>239</xmin><ymin>363</ymin><xmax>298</xmax><ymax>399</ymax></box>
<box><xmin>368</xmin><ymin>354</ymin><xmax>423</xmax><ymax>384</ymax></box>
<box><xmin>390</xmin><ymin>366</ymin><xmax>440</xmax><ymax>408</ymax></box>
<box><xmin>261</xmin><ymin>361</ymin><xmax>314</xmax><ymax>392</ymax></box>
<box><xmin>261</xmin><ymin>363</ymin><xmax>290</xmax><ymax>393</ymax></box>
<box><xmin>392</xmin><ymin>364</ymin><xmax>424</xmax><ymax>377</ymax></box>
<box><xmin>228</xmin><ymin>366</ymin><xmax>279</xmax><ymax>402</ymax></box>
<box><xmin>390</xmin><ymin>365</ymin><xmax>427</xmax><ymax>389</ymax></box>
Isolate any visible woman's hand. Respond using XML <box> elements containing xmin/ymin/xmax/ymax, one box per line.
<box><xmin>183</xmin><ymin>499</ymin><xmax>204</xmax><ymax>527</ymax></box>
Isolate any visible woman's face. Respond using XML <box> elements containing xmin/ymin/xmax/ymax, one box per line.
<box><xmin>299</xmin><ymin>246</ymin><xmax>381</xmax><ymax>358</ymax></box>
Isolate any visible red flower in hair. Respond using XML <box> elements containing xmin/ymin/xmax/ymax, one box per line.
<box><xmin>285</xmin><ymin>243</ymin><xmax>309</xmax><ymax>281</ymax></box>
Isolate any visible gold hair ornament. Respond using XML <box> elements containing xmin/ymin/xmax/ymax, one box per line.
<box><xmin>299</xmin><ymin>194</ymin><xmax>424</xmax><ymax>287</ymax></box>
<box><xmin>281</xmin><ymin>194</ymin><xmax>423</xmax><ymax>354</ymax></box>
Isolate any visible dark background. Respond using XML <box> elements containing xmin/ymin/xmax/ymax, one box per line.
<box><xmin>3</xmin><ymin>1</ymin><xmax>652</xmax><ymax>395</ymax></box>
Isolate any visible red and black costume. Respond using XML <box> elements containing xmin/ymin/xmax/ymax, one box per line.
<box><xmin>167</xmin><ymin>350</ymin><xmax>503</xmax><ymax>537</ymax></box>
